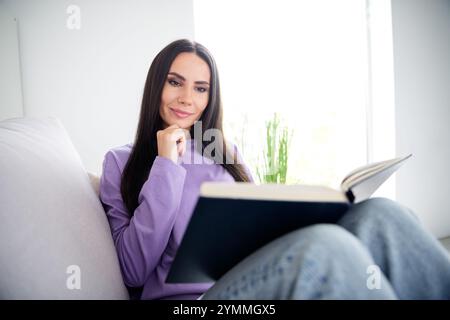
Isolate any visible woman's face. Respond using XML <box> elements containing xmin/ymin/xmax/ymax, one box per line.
<box><xmin>159</xmin><ymin>52</ymin><xmax>211</xmax><ymax>130</ymax></box>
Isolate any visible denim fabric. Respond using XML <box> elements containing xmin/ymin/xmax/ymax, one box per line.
<box><xmin>202</xmin><ymin>198</ymin><xmax>450</xmax><ymax>300</ymax></box>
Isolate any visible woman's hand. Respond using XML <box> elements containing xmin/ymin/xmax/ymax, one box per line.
<box><xmin>156</xmin><ymin>124</ymin><xmax>189</xmax><ymax>164</ymax></box>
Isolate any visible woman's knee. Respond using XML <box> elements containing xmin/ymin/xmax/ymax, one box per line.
<box><xmin>363</xmin><ymin>197</ymin><xmax>409</xmax><ymax>213</ymax></box>
<box><xmin>282</xmin><ymin>224</ymin><xmax>367</xmax><ymax>259</ymax></box>
<box><xmin>343</xmin><ymin>197</ymin><xmax>421</xmax><ymax>227</ymax></box>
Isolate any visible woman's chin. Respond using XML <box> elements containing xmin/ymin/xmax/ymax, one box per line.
<box><xmin>169</xmin><ymin>119</ymin><xmax>192</xmax><ymax>130</ymax></box>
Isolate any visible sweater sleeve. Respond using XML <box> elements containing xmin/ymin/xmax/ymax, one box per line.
<box><xmin>99</xmin><ymin>152</ymin><xmax>186</xmax><ymax>287</ymax></box>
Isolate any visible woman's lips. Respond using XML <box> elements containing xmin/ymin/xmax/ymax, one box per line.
<box><xmin>170</xmin><ymin>108</ymin><xmax>193</xmax><ymax>119</ymax></box>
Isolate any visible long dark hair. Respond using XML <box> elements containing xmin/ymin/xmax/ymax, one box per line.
<box><xmin>121</xmin><ymin>39</ymin><xmax>251</xmax><ymax>216</ymax></box>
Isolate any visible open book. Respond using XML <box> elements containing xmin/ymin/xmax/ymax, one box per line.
<box><xmin>166</xmin><ymin>154</ymin><xmax>412</xmax><ymax>283</ymax></box>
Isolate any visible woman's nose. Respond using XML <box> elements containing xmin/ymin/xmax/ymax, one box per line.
<box><xmin>178</xmin><ymin>87</ymin><xmax>193</xmax><ymax>105</ymax></box>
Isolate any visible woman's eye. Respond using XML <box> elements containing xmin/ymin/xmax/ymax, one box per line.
<box><xmin>168</xmin><ymin>79</ymin><xmax>180</xmax><ymax>86</ymax></box>
<box><xmin>196</xmin><ymin>87</ymin><xmax>208</xmax><ymax>93</ymax></box>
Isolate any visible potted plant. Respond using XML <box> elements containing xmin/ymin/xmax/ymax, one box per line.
<box><xmin>257</xmin><ymin>113</ymin><xmax>293</xmax><ymax>184</ymax></box>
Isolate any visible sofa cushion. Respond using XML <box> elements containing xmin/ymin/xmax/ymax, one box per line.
<box><xmin>0</xmin><ymin>116</ymin><xmax>129</xmax><ymax>299</ymax></box>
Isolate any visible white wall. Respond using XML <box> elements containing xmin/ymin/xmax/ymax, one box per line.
<box><xmin>391</xmin><ymin>0</ymin><xmax>450</xmax><ymax>238</ymax></box>
<box><xmin>0</xmin><ymin>7</ymin><xmax>24</xmax><ymax>120</ymax></box>
<box><xmin>1</xmin><ymin>0</ymin><xmax>194</xmax><ymax>175</ymax></box>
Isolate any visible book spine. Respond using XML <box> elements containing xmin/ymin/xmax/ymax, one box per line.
<box><xmin>345</xmin><ymin>190</ymin><xmax>355</xmax><ymax>203</ymax></box>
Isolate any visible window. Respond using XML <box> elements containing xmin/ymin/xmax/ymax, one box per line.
<box><xmin>194</xmin><ymin>0</ymin><xmax>395</xmax><ymax>197</ymax></box>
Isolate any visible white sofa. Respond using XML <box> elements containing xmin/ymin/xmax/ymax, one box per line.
<box><xmin>0</xmin><ymin>117</ymin><xmax>129</xmax><ymax>299</ymax></box>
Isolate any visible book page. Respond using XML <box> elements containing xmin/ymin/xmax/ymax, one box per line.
<box><xmin>341</xmin><ymin>154</ymin><xmax>412</xmax><ymax>190</ymax></box>
<box><xmin>201</xmin><ymin>182</ymin><xmax>348</xmax><ymax>203</ymax></box>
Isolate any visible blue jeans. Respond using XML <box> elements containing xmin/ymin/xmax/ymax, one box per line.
<box><xmin>202</xmin><ymin>198</ymin><xmax>450</xmax><ymax>299</ymax></box>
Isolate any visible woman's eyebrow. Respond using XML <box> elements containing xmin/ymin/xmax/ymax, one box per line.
<box><xmin>168</xmin><ymin>72</ymin><xmax>210</xmax><ymax>85</ymax></box>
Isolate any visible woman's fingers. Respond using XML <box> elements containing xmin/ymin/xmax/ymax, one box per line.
<box><xmin>157</xmin><ymin>125</ymin><xmax>190</xmax><ymax>163</ymax></box>
<box><xmin>177</xmin><ymin>140</ymin><xmax>185</xmax><ymax>157</ymax></box>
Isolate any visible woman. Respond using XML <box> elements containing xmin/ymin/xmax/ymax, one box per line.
<box><xmin>99</xmin><ymin>39</ymin><xmax>450</xmax><ymax>300</ymax></box>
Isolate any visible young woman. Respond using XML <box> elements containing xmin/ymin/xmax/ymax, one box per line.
<box><xmin>99</xmin><ymin>39</ymin><xmax>450</xmax><ymax>300</ymax></box>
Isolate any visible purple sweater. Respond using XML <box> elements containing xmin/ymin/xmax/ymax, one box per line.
<box><xmin>99</xmin><ymin>139</ymin><xmax>252</xmax><ymax>300</ymax></box>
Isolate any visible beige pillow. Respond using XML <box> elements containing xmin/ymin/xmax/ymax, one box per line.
<box><xmin>88</xmin><ymin>172</ymin><xmax>101</xmax><ymax>197</ymax></box>
<box><xmin>0</xmin><ymin>116</ymin><xmax>129</xmax><ymax>299</ymax></box>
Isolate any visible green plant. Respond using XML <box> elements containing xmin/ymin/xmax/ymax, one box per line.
<box><xmin>256</xmin><ymin>113</ymin><xmax>292</xmax><ymax>184</ymax></box>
